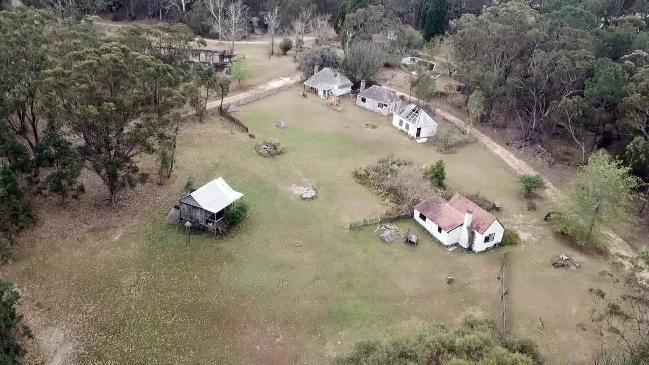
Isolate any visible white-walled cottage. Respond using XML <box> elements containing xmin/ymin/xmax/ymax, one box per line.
<box><xmin>303</xmin><ymin>67</ymin><xmax>352</xmax><ymax>99</ymax></box>
<box><xmin>392</xmin><ymin>104</ymin><xmax>438</xmax><ymax>142</ymax></box>
<box><xmin>356</xmin><ymin>85</ymin><xmax>402</xmax><ymax>116</ymax></box>
<box><xmin>413</xmin><ymin>193</ymin><xmax>504</xmax><ymax>252</ymax></box>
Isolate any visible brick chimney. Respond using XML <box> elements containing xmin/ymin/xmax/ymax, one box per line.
<box><xmin>313</xmin><ymin>64</ymin><xmax>320</xmax><ymax>76</ymax></box>
<box><xmin>360</xmin><ymin>79</ymin><xmax>366</xmax><ymax>92</ymax></box>
<box><xmin>463</xmin><ymin>209</ymin><xmax>473</xmax><ymax>229</ymax></box>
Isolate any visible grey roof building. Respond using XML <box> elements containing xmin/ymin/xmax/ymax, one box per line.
<box><xmin>356</xmin><ymin>85</ymin><xmax>402</xmax><ymax>116</ymax></box>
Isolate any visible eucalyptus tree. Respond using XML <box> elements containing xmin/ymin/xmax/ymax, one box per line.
<box><xmin>44</xmin><ymin>43</ymin><xmax>186</xmax><ymax>204</ymax></box>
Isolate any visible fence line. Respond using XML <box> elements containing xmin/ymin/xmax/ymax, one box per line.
<box><xmin>348</xmin><ymin>212</ymin><xmax>412</xmax><ymax>229</ymax></box>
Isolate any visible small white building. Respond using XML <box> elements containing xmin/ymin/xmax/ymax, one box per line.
<box><xmin>413</xmin><ymin>194</ymin><xmax>504</xmax><ymax>252</ymax></box>
<box><xmin>303</xmin><ymin>67</ymin><xmax>353</xmax><ymax>99</ymax></box>
<box><xmin>177</xmin><ymin>177</ymin><xmax>244</xmax><ymax>233</ymax></box>
<box><xmin>356</xmin><ymin>85</ymin><xmax>402</xmax><ymax>116</ymax></box>
<box><xmin>392</xmin><ymin>104</ymin><xmax>438</xmax><ymax>142</ymax></box>
<box><xmin>401</xmin><ymin>56</ymin><xmax>436</xmax><ymax>71</ymax></box>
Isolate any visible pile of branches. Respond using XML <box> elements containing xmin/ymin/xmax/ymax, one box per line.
<box><xmin>255</xmin><ymin>140</ymin><xmax>284</xmax><ymax>157</ymax></box>
<box><xmin>353</xmin><ymin>157</ymin><xmax>440</xmax><ymax>216</ymax></box>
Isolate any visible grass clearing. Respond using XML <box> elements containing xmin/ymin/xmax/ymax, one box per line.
<box><xmin>1</xmin><ymin>90</ymin><xmax>623</xmax><ymax>364</ymax></box>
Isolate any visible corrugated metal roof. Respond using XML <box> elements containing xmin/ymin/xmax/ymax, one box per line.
<box><xmin>358</xmin><ymin>85</ymin><xmax>401</xmax><ymax>104</ymax></box>
<box><xmin>395</xmin><ymin>104</ymin><xmax>437</xmax><ymax>128</ymax></box>
<box><xmin>303</xmin><ymin>67</ymin><xmax>352</xmax><ymax>90</ymax></box>
<box><xmin>184</xmin><ymin>177</ymin><xmax>243</xmax><ymax>214</ymax></box>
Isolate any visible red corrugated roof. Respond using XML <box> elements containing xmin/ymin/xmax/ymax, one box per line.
<box><xmin>415</xmin><ymin>194</ymin><xmax>496</xmax><ymax>234</ymax></box>
<box><xmin>447</xmin><ymin>193</ymin><xmax>496</xmax><ymax>234</ymax></box>
<box><xmin>415</xmin><ymin>197</ymin><xmax>464</xmax><ymax>232</ymax></box>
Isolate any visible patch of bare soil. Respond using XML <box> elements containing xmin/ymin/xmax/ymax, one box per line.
<box><xmin>244</xmin><ymin>326</ymin><xmax>299</xmax><ymax>365</ymax></box>
<box><xmin>1</xmin><ymin>163</ymin><xmax>177</xmax><ymax>364</ymax></box>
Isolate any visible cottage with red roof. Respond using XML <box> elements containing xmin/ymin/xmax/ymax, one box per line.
<box><xmin>413</xmin><ymin>193</ymin><xmax>504</xmax><ymax>252</ymax></box>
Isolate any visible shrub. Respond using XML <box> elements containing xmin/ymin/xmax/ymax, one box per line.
<box><xmin>231</xmin><ymin>56</ymin><xmax>251</xmax><ymax>86</ymax></box>
<box><xmin>225</xmin><ymin>201</ymin><xmax>249</xmax><ymax>228</ymax></box>
<box><xmin>0</xmin><ymin>234</ymin><xmax>14</xmax><ymax>264</ymax></box>
<box><xmin>464</xmin><ymin>192</ymin><xmax>497</xmax><ymax>211</ymax></box>
<box><xmin>279</xmin><ymin>37</ymin><xmax>293</xmax><ymax>55</ymax></box>
<box><xmin>0</xmin><ymin>280</ymin><xmax>26</xmax><ymax>364</ymax></box>
<box><xmin>501</xmin><ymin>228</ymin><xmax>521</xmax><ymax>246</ymax></box>
<box><xmin>183</xmin><ymin>177</ymin><xmax>195</xmax><ymax>193</ymax></box>
<box><xmin>519</xmin><ymin>174</ymin><xmax>545</xmax><ymax>198</ymax></box>
<box><xmin>467</xmin><ymin>89</ymin><xmax>485</xmax><ymax>123</ymax></box>
<box><xmin>335</xmin><ymin>316</ymin><xmax>541</xmax><ymax>364</ymax></box>
<box><xmin>426</xmin><ymin>160</ymin><xmax>446</xmax><ymax>188</ymax></box>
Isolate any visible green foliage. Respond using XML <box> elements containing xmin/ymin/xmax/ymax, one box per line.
<box><xmin>183</xmin><ymin>177</ymin><xmax>195</xmax><ymax>193</ymax></box>
<box><xmin>298</xmin><ymin>46</ymin><xmax>343</xmax><ymax>79</ymax></box>
<box><xmin>519</xmin><ymin>174</ymin><xmax>546</xmax><ymax>198</ymax></box>
<box><xmin>585</xmin><ymin>60</ymin><xmax>628</xmax><ymax>108</ymax></box>
<box><xmin>0</xmin><ymin>234</ymin><xmax>14</xmax><ymax>264</ymax></box>
<box><xmin>279</xmin><ymin>37</ymin><xmax>293</xmax><ymax>55</ymax></box>
<box><xmin>423</xmin><ymin>0</ymin><xmax>448</xmax><ymax>40</ymax></box>
<box><xmin>36</xmin><ymin>128</ymin><xmax>84</xmax><ymax>203</ymax></box>
<box><xmin>625</xmin><ymin>137</ymin><xmax>649</xmax><ymax>180</ymax></box>
<box><xmin>0</xmin><ymin>280</ymin><xmax>24</xmax><ymax>364</ymax></box>
<box><xmin>341</xmin><ymin>4</ymin><xmax>399</xmax><ymax>45</ymax></box>
<box><xmin>467</xmin><ymin>89</ymin><xmax>485</xmax><ymax>124</ymax></box>
<box><xmin>224</xmin><ymin>200</ymin><xmax>249</xmax><ymax>229</ymax></box>
<box><xmin>343</xmin><ymin>41</ymin><xmax>385</xmax><ymax>83</ymax></box>
<box><xmin>413</xmin><ymin>68</ymin><xmax>437</xmax><ymax>102</ymax></box>
<box><xmin>43</xmin><ymin>42</ymin><xmax>185</xmax><ymax>204</ymax></box>
<box><xmin>392</xmin><ymin>25</ymin><xmax>424</xmax><ymax>56</ymax></box>
<box><xmin>0</xmin><ymin>168</ymin><xmax>31</xmax><ymax>235</ymax></box>
<box><xmin>426</xmin><ymin>160</ymin><xmax>446</xmax><ymax>188</ymax></box>
<box><xmin>547</xmin><ymin>5</ymin><xmax>599</xmax><ymax>31</ymax></box>
<box><xmin>231</xmin><ymin>56</ymin><xmax>252</xmax><ymax>86</ymax></box>
<box><xmin>553</xmin><ymin>151</ymin><xmax>639</xmax><ymax>250</ymax></box>
<box><xmin>501</xmin><ymin>229</ymin><xmax>521</xmax><ymax>246</ymax></box>
<box><xmin>335</xmin><ymin>316</ymin><xmax>541</xmax><ymax>364</ymax></box>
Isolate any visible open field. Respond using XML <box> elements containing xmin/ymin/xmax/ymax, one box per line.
<box><xmin>1</xmin><ymin>91</ymin><xmax>622</xmax><ymax>364</ymax></box>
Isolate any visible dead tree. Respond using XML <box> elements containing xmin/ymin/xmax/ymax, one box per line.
<box><xmin>264</xmin><ymin>7</ymin><xmax>280</xmax><ymax>56</ymax></box>
<box><xmin>225</xmin><ymin>0</ymin><xmax>248</xmax><ymax>51</ymax></box>
<box><xmin>206</xmin><ymin>0</ymin><xmax>227</xmax><ymax>40</ymax></box>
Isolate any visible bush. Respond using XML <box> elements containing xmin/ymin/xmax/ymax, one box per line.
<box><xmin>467</xmin><ymin>89</ymin><xmax>485</xmax><ymax>123</ymax></box>
<box><xmin>0</xmin><ymin>234</ymin><xmax>14</xmax><ymax>264</ymax></box>
<box><xmin>519</xmin><ymin>174</ymin><xmax>545</xmax><ymax>198</ymax></box>
<box><xmin>335</xmin><ymin>316</ymin><xmax>541</xmax><ymax>364</ymax></box>
<box><xmin>426</xmin><ymin>160</ymin><xmax>446</xmax><ymax>188</ymax></box>
<box><xmin>279</xmin><ymin>37</ymin><xmax>293</xmax><ymax>55</ymax></box>
<box><xmin>464</xmin><ymin>192</ymin><xmax>497</xmax><ymax>211</ymax></box>
<box><xmin>225</xmin><ymin>201</ymin><xmax>249</xmax><ymax>228</ymax></box>
<box><xmin>298</xmin><ymin>46</ymin><xmax>342</xmax><ymax>79</ymax></box>
<box><xmin>501</xmin><ymin>228</ymin><xmax>521</xmax><ymax>246</ymax></box>
<box><xmin>0</xmin><ymin>280</ymin><xmax>26</xmax><ymax>364</ymax></box>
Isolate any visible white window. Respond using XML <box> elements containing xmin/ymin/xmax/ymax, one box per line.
<box><xmin>405</xmin><ymin>123</ymin><xmax>410</xmax><ymax>131</ymax></box>
<box><xmin>419</xmin><ymin>212</ymin><xmax>426</xmax><ymax>221</ymax></box>
<box><xmin>361</xmin><ymin>97</ymin><xmax>367</xmax><ymax>103</ymax></box>
<box><xmin>484</xmin><ymin>233</ymin><xmax>495</xmax><ymax>243</ymax></box>
<box><xmin>399</xmin><ymin>119</ymin><xmax>403</xmax><ymax>127</ymax></box>
<box><xmin>378</xmin><ymin>103</ymin><xmax>387</xmax><ymax>109</ymax></box>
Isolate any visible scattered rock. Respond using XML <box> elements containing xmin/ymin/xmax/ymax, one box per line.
<box><xmin>404</xmin><ymin>232</ymin><xmax>418</xmax><ymax>245</ymax></box>
<box><xmin>248</xmin><ymin>133</ymin><xmax>256</xmax><ymax>139</ymax></box>
<box><xmin>446</xmin><ymin>276</ymin><xmax>455</xmax><ymax>284</ymax></box>
<box><xmin>290</xmin><ymin>185</ymin><xmax>318</xmax><ymax>200</ymax></box>
<box><xmin>276</xmin><ymin>121</ymin><xmax>288</xmax><ymax>129</ymax></box>
<box><xmin>380</xmin><ymin>229</ymin><xmax>398</xmax><ymax>243</ymax></box>
<box><xmin>552</xmin><ymin>254</ymin><xmax>581</xmax><ymax>271</ymax></box>
<box><xmin>256</xmin><ymin>139</ymin><xmax>284</xmax><ymax>157</ymax></box>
